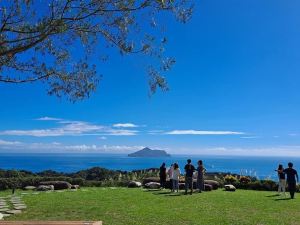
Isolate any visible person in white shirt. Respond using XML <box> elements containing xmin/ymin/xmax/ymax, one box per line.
<box><xmin>172</xmin><ymin>163</ymin><xmax>181</xmax><ymax>192</ymax></box>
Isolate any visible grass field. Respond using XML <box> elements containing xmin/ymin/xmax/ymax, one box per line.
<box><xmin>1</xmin><ymin>188</ymin><xmax>300</xmax><ymax>225</ymax></box>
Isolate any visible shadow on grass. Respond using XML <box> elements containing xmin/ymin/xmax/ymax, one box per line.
<box><xmin>143</xmin><ymin>189</ymin><xmax>162</xmax><ymax>192</ymax></box>
<box><xmin>266</xmin><ymin>194</ymin><xmax>280</xmax><ymax>197</ymax></box>
<box><xmin>274</xmin><ymin>198</ymin><xmax>291</xmax><ymax>201</ymax></box>
<box><xmin>152</xmin><ymin>191</ymin><xmax>173</xmax><ymax>195</ymax></box>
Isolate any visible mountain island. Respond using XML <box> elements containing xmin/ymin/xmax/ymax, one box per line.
<box><xmin>128</xmin><ymin>147</ymin><xmax>171</xmax><ymax>157</ymax></box>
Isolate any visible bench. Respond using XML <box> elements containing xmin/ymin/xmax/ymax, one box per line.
<box><xmin>0</xmin><ymin>222</ymin><xmax>102</xmax><ymax>225</ymax></box>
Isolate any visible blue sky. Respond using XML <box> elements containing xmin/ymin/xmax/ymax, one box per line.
<box><xmin>1</xmin><ymin>0</ymin><xmax>300</xmax><ymax>156</ymax></box>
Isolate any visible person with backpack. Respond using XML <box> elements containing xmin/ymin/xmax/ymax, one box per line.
<box><xmin>184</xmin><ymin>159</ymin><xmax>195</xmax><ymax>195</ymax></box>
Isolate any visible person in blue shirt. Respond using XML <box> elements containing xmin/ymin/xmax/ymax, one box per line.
<box><xmin>283</xmin><ymin>162</ymin><xmax>299</xmax><ymax>199</ymax></box>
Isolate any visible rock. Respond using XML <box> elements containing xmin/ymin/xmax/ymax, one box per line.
<box><xmin>128</xmin><ymin>181</ymin><xmax>142</xmax><ymax>188</ymax></box>
<box><xmin>1</xmin><ymin>213</ymin><xmax>11</xmax><ymax>218</ymax></box>
<box><xmin>36</xmin><ymin>185</ymin><xmax>54</xmax><ymax>191</ymax></box>
<box><xmin>204</xmin><ymin>184</ymin><xmax>213</xmax><ymax>191</ymax></box>
<box><xmin>71</xmin><ymin>185</ymin><xmax>80</xmax><ymax>189</ymax></box>
<box><xmin>224</xmin><ymin>184</ymin><xmax>236</xmax><ymax>192</ymax></box>
<box><xmin>144</xmin><ymin>182</ymin><xmax>161</xmax><ymax>189</ymax></box>
<box><xmin>39</xmin><ymin>181</ymin><xmax>72</xmax><ymax>190</ymax></box>
<box><xmin>23</xmin><ymin>186</ymin><xmax>36</xmax><ymax>191</ymax></box>
<box><xmin>13</xmin><ymin>204</ymin><xmax>26</xmax><ymax>207</ymax></box>
<box><xmin>204</xmin><ymin>180</ymin><xmax>220</xmax><ymax>190</ymax></box>
<box><xmin>0</xmin><ymin>208</ymin><xmax>10</xmax><ymax>212</ymax></box>
<box><xmin>14</xmin><ymin>206</ymin><xmax>27</xmax><ymax>210</ymax></box>
<box><xmin>142</xmin><ymin>177</ymin><xmax>160</xmax><ymax>186</ymax></box>
<box><xmin>6</xmin><ymin>210</ymin><xmax>22</xmax><ymax>214</ymax></box>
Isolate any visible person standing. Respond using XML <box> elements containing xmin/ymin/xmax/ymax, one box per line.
<box><xmin>283</xmin><ymin>162</ymin><xmax>299</xmax><ymax>199</ymax></box>
<box><xmin>197</xmin><ymin>160</ymin><xmax>206</xmax><ymax>193</ymax></box>
<box><xmin>275</xmin><ymin>164</ymin><xmax>286</xmax><ymax>196</ymax></box>
<box><xmin>159</xmin><ymin>162</ymin><xmax>167</xmax><ymax>189</ymax></box>
<box><xmin>168</xmin><ymin>164</ymin><xmax>174</xmax><ymax>191</ymax></box>
<box><xmin>184</xmin><ymin>159</ymin><xmax>195</xmax><ymax>195</ymax></box>
<box><xmin>172</xmin><ymin>163</ymin><xmax>181</xmax><ymax>192</ymax></box>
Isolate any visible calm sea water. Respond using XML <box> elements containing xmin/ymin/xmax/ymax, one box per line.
<box><xmin>0</xmin><ymin>153</ymin><xmax>299</xmax><ymax>180</ymax></box>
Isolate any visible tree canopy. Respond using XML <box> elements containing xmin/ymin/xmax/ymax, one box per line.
<box><xmin>0</xmin><ymin>0</ymin><xmax>193</xmax><ymax>102</ymax></box>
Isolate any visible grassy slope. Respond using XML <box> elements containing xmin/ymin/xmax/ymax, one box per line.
<box><xmin>1</xmin><ymin>188</ymin><xmax>300</xmax><ymax>225</ymax></box>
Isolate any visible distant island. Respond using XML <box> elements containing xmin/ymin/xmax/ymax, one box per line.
<box><xmin>128</xmin><ymin>147</ymin><xmax>171</xmax><ymax>157</ymax></box>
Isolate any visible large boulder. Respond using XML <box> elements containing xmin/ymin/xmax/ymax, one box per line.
<box><xmin>36</xmin><ymin>185</ymin><xmax>54</xmax><ymax>191</ymax></box>
<box><xmin>23</xmin><ymin>186</ymin><xmax>36</xmax><ymax>191</ymax></box>
<box><xmin>224</xmin><ymin>184</ymin><xmax>236</xmax><ymax>192</ymax></box>
<box><xmin>144</xmin><ymin>182</ymin><xmax>161</xmax><ymax>189</ymax></box>
<box><xmin>204</xmin><ymin>180</ymin><xmax>220</xmax><ymax>190</ymax></box>
<box><xmin>71</xmin><ymin>185</ymin><xmax>80</xmax><ymax>189</ymax></box>
<box><xmin>204</xmin><ymin>184</ymin><xmax>213</xmax><ymax>191</ymax></box>
<box><xmin>128</xmin><ymin>181</ymin><xmax>142</xmax><ymax>188</ymax></box>
<box><xmin>39</xmin><ymin>181</ymin><xmax>72</xmax><ymax>190</ymax></box>
<box><xmin>142</xmin><ymin>177</ymin><xmax>160</xmax><ymax>186</ymax></box>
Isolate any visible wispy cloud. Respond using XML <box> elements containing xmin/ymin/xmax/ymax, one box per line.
<box><xmin>240</xmin><ymin>136</ymin><xmax>260</xmax><ymax>139</ymax></box>
<box><xmin>112</xmin><ymin>123</ymin><xmax>139</xmax><ymax>128</ymax></box>
<box><xmin>35</xmin><ymin>117</ymin><xmax>62</xmax><ymax>121</ymax></box>
<box><xmin>164</xmin><ymin>130</ymin><xmax>244</xmax><ymax>135</ymax></box>
<box><xmin>0</xmin><ymin>139</ymin><xmax>22</xmax><ymax>146</ymax></box>
<box><xmin>172</xmin><ymin>146</ymin><xmax>300</xmax><ymax>156</ymax></box>
<box><xmin>0</xmin><ymin>140</ymin><xmax>143</xmax><ymax>153</ymax></box>
<box><xmin>0</xmin><ymin>118</ymin><xmax>138</xmax><ymax>137</ymax></box>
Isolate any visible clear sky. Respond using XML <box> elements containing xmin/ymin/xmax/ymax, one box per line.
<box><xmin>1</xmin><ymin>0</ymin><xmax>300</xmax><ymax>156</ymax></box>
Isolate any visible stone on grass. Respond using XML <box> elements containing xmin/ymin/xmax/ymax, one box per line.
<box><xmin>0</xmin><ymin>208</ymin><xmax>10</xmax><ymax>212</ymax></box>
<box><xmin>204</xmin><ymin>184</ymin><xmax>213</xmax><ymax>191</ymax></box>
<box><xmin>224</xmin><ymin>184</ymin><xmax>236</xmax><ymax>192</ymax></box>
<box><xmin>23</xmin><ymin>186</ymin><xmax>36</xmax><ymax>191</ymax></box>
<box><xmin>144</xmin><ymin>182</ymin><xmax>161</xmax><ymax>189</ymax></box>
<box><xmin>204</xmin><ymin>180</ymin><xmax>220</xmax><ymax>190</ymax></box>
<box><xmin>71</xmin><ymin>185</ymin><xmax>80</xmax><ymax>189</ymax></box>
<box><xmin>14</xmin><ymin>206</ymin><xmax>27</xmax><ymax>210</ymax></box>
<box><xmin>1</xmin><ymin>213</ymin><xmax>11</xmax><ymax>218</ymax></box>
<box><xmin>39</xmin><ymin>181</ymin><xmax>72</xmax><ymax>190</ymax></box>
<box><xmin>13</xmin><ymin>204</ymin><xmax>26</xmax><ymax>207</ymax></box>
<box><xmin>142</xmin><ymin>177</ymin><xmax>160</xmax><ymax>186</ymax></box>
<box><xmin>6</xmin><ymin>210</ymin><xmax>22</xmax><ymax>214</ymax></box>
<box><xmin>128</xmin><ymin>181</ymin><xmax>142</xmax><ymax>188</ymax></box>
<box><xmin>37</xmin><ymin>185</ymin><xmax>54</xmax><ymax>191</ymax></box>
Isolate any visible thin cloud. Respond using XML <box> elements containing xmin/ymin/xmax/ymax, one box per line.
<box><xmin>240</xmin><ymin>136</ymin><xmax>260</xmax><ymax>139</ymax></box>
<box><xmin>0</xmin><ymin>140</ymin><xmax>143</xmax><ymax>153</ymax></box>
<box><xmin>0</xmin><ymin>139</ymin><xmax>22</xmax><ymax>146</ymax></box>
<box><xmin>0</xmin><ymin>119</ymin><xmax>138</xmax><ymax>137</ymax></box>
<box><xmin>165</xmin><ymin>130</ymin><xmax>244</xmax><ymax>135</ymax></box>
<box><xmin>35</xmin><ymin>117</ymin><xmax>62</xmax><ymax>121</ymax></box>
<box><xmin>112</xmin><ymin>123</ymin><xmax>139</xmax><ymax>128</ymax></box>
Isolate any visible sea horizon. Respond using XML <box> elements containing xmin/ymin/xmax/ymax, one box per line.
<box><xmin>1</xmin><ymin>152</ymin><xmax>299</xmax><ymax>181</ymax></box>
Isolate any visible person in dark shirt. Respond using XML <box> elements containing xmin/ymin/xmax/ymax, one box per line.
<box><xmin>275</xmin><ymin>164</ymin><xmax>286</xmax><ymax>196</ymax></box>
<box><xmin>159</xmin><ymin>162</ymin><xmax>167</xmax><ymax>189</ymax></box>
<box><xmin>283</xmin><ymin>162</ymin><xmax>299</xmax><ymax>199</ymax></box>
<box><xmin>184</xmin><ymin>159</ymin><xmax>195</xmax><ymax>195</ymax></box>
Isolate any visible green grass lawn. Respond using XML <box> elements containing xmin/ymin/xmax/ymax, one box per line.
<box><xmin>1</xmin><ymin>188</ymin><xmax>300</xmax><ymax>225</ymax></box>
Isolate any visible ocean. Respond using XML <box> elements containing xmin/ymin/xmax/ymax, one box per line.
<box><xmin>0</xmin><ymin>153</ymin><xmax>299</xmax><ymax>180</ymax></box>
